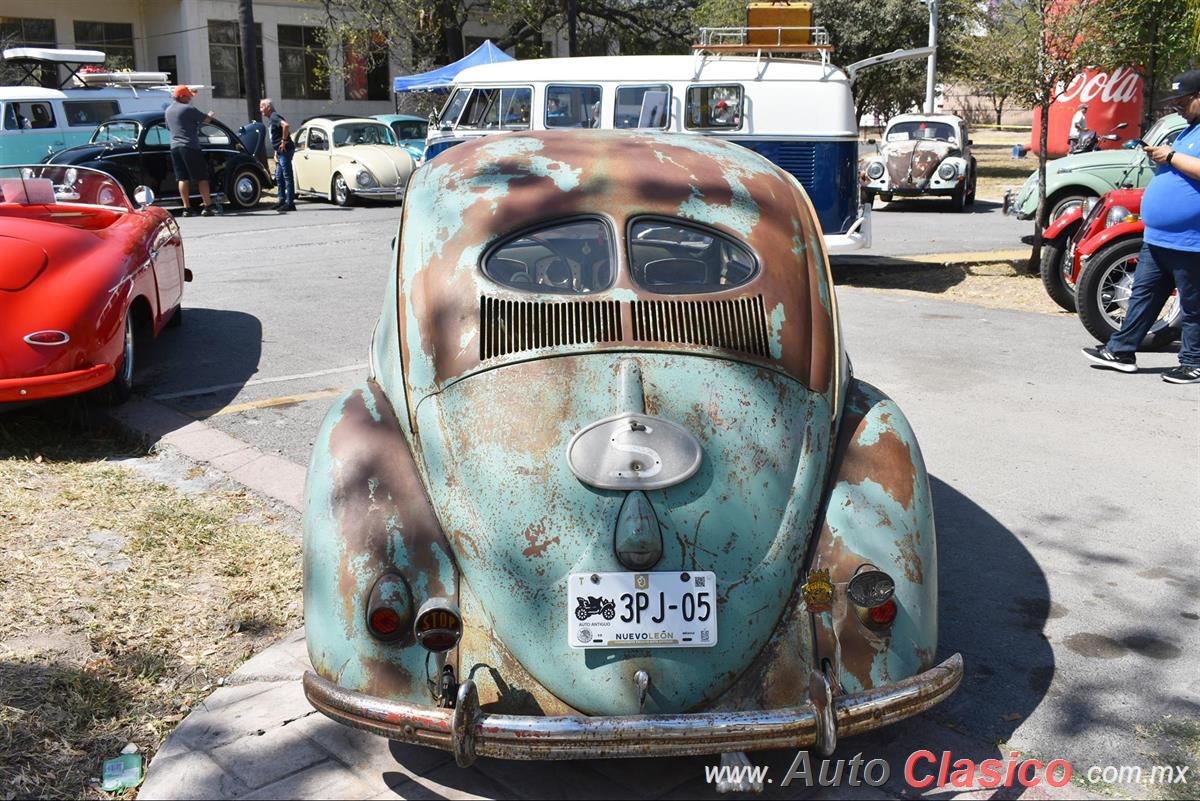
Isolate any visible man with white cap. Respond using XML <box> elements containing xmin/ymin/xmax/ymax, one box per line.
<box><xmin>1083</xmin><ymin>70</ymin><xmax>1200</xmax><ymax>384</ymax></box>
<box><xmin>165</xmin><ymin>86</ymin><xmax>220</xmax><ymax>216</ymax></box>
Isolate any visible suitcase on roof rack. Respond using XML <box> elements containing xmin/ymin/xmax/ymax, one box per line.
<box><xmin>746</xmin><ymin>2</ymin><xmax>814</xmax><ymax>45</ymax></box>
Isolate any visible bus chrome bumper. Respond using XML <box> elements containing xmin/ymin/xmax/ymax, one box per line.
<box><xmin>303</xmin><ymin>653</ymin><xmax>962</xmax><ymax>766</ymax></box>
<box><xmin>825</xmin><ymin>205</ymin><xmax>870</xmax><ymax>253</ymax></box>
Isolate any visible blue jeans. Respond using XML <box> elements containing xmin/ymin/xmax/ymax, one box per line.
<box><xmin>1107</xmin><ymin>242</ymin><xmax>1200</xmax><ymax>366</ymax></box>
<box><xmin>275</xmin><ymin>145</ymin><xmax>295</xmax><ymax>206</ymax></box>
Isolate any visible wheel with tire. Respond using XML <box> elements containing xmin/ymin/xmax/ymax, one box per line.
<box><xmin>879</xmin><ymin>192</ymin><xmax>893</xmax><ymax>203</ymax></box>
<box><xmin>1040</xmin><ymin>220</ymin><xmax>1081</xmax><ymax>312</ymax></box>
<box><xmin>860</xmin><ymin>187</ymin><xmax>873</xmax><ymax>205</ymax></box>
<box><xmin>166</xmin><ymin>305</ymin><xmax>183</xmax><ymax>328</ymax></box>
<box><xmin>228</xmin><ymin>167</ymin><xmax>263</xmax><ymax>208</ymax></box>
<box><xmin>950</xmin><ymin>183</ymin><xmax>967</xmax><ymax>213</ymax></box>
<box><xmin>1076</xmin><ymin>238</ymin><xmax>1178</xmax><ymax>350</ymax></box>
<box><xmin>103</xmin><ymin>312</ymin><xmax>137</xmax><ymax>404</ymax></box>
<box><xmin>331</xmin><ymin>173</ymin><xmax>355</xmax><ymax>207</ymax></box>
<box><xmin>1044</xmin><ymin>191</ymin><xmax>1094</xmax><ymax>226</ymax></box>
<box><xmin>966</xmin><ymin>159</ymin><xmax>977</xmax><ymax>205</ymax></box>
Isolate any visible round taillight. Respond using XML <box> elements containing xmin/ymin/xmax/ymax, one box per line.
<box><xmin>24</xmin><ymin>330</ymin><xmax>70</xmax><ymax>346</ymax></box>
<box><xmin>414</xmin><ymin>598</ymin><xmax>462</xmax><ymax>653</ymax></box>
<box><xmin>365</xmin><ymin>573</ymin><xmax>412</xmax><ymax>642</ymax></box>
<box><xmin>868</xmin><ymin>598</ymin><xmax>898</xmax><ymax>626</ymax></box>
<box><xmin>369</xmin><ymin>607</ymin><xmax>402</xmax><ymax>637</ymax></box>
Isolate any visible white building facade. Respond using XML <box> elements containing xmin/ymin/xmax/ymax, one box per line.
<box><xmin>1</xmin><ymin>1</ymin><xmax>564</xmax><ymax>127</ymax></box>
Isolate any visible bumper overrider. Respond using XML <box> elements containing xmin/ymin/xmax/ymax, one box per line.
<box><xmin>303</xmin><ymin>653</ymin><xmax>962</xmax><ymax>766</ymax></box>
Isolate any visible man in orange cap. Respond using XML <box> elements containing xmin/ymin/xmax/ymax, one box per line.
<box><xmin>165</xmin><ymin>85</ymin><xmax>220</xmax><ymax>216</ymax></box>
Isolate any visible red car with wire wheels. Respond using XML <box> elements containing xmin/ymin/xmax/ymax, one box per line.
<box><xmin>1039</xmin><ymin>187</ymin><xmax>1179</xmax><ymax>349</ymax></box>
<box><xmin>0</xmin><ymin>165</ymin><xmax>188</xmax><ymax>405</ymax></box>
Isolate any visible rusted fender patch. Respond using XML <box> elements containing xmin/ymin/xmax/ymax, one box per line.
<box><xmin>304</xmin><ymin>379</ymin><xmax>457</xmax><ymax>703</ymax></box>
<box><xmin>809</xmin><ymin>378</ymin><xmax>937</xmax><ymax>695</ymax></box>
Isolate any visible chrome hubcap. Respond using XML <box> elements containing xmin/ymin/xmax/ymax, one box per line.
<box><xmin>335</xmin><ymin>177</ymin><xmax>348</xmax><ymax>203</ymax></box>
<box><xmin>236</xmin><ymin>174</ymin><xmax>257</xmax><ymax>203</ymax></box>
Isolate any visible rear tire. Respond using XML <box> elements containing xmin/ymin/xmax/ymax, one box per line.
<box><xmin>228</xmin><ymin>167</ymin><xmax>263</xmax><ymax>208</ymax></box>
<box><xmin>1044</xmin><ymin>191</ymin><xmax>1094</xmax><ymax>226</ymax></box>
<box><xmin>1076</xmin><ymin>238</ymin><xmax>1177</xmax><ymax>350</ymax></box>
<box><xmin>1040</xmin><ymin>221</ymin><xmax>1080</xmax><ymax>312</ymax></box>
<box><xmin>103</xmin><ymin>313</ymin><xmax>137</xmax><ymax>404</ymax></box>
<box><xmin>166</xmin><ymin>305</ymin><xmax>183</xmax><ymax>328</ymax></box>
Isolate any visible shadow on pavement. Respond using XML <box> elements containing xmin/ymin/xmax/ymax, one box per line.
<box><xmin>138</xmin><ymin>307</ymin><xmax>263</xmax><ymax>420</ymax></box>
<box><xmin>367</xmin><ymin>475</ymin><xmax>1053</xmax><ymax>800</ymax></box>
<box><xmin>873</xmin><ymin>198</ymin><xmax>1004</xmax><ymax>216</ymax></box>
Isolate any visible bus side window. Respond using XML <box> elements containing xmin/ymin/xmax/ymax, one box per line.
<box><xmin>685</xmin><ymin>85</ymin><xmax>743</xmax><ymax>131</ymax></box>
<box><xmin>546</xmin><ymin>85</ymin><xmax>602</xmax><ymax>129</ymax></box>
<box><xmin>614</xmin><ymin>85</ymin><xmax>670</xmax><ymax>129</ymax></box>
<box><xmin>63</xmin><ymin>100</ymin><xmax>120</xmax><ymax>127</ymax></box>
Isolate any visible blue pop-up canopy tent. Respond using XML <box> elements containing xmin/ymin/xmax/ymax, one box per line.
<box><xmin>393</xmin><ymin>40</ymin><xmax>514</xmax><ymax>93</ymax></box>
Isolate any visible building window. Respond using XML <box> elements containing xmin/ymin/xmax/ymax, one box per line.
<box><xmin>279</xmin><ymin>25</ymin><xmax>328</xmax><ymax>100</ymax></box>
<box><xmin>344</xmin><ymin>37</ymin><xmax>389</xmax><ymax>102</ymax></box>
<box><xmin>158</xmin><ymin>55</ymin><xmax>178</xmax><ymax>85</ymax></box>
<box><xmin>73</xmin><ymin>21</ymin><xmax>136</xmax><ymax>71</ymax></box>
<box><xmin>207</xmin><ymin>21</ymin><xmax>264</xmax><ymax>99</ymax></box>
<box><xmin>0</xmin><ymin>17</ymin><xmax>58</xmax><ymax>87</ymax></box>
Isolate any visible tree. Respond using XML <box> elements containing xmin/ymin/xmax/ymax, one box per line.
<box><xmin>1087</xmin><ymin>0</ymin><xmax>1199</xmax><ymax>129</ymax></box>
<box><xmin>694</xmin><ymin>0</ymin><xmax>979</xmax><ymax>121</ymax></box>
<box><xmin>957</xmin><ymin>5</ymin><xmax>1033</xmax><ymax>126</ymax></box>
<box><xmin>998</xmin><ymin>0</ymin><xmax>1104</xmax><ymax>269</ymax></box>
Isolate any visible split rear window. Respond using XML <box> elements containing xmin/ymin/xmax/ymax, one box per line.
<box><xmin>628</xmin><ymin>219</ymin><xmax>756</xmax><ymax>294</ymax></box>
<box><xmin>483</xmin><ymin>218</ymin><xmax>614</xmax><ymax>295</ymax></box>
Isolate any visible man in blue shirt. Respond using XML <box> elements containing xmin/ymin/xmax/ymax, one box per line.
<box><xmin>1083</xmin><ymin>70</ymin><xmax>1200</xmax><ymax>384</ymax></box>
<box><xmin>259</xmin><ymin>98</ymin><xmax>295</xmax><ymax>212</ymax></box>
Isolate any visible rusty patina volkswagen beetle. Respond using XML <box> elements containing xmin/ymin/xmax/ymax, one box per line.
<box><xmin>302</xmin><ymin>130</ymin><xmax>962</xmax><ymax>767</ymax></box>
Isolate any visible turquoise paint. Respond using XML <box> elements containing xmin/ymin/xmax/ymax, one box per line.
<box><xmin>414</xmin><ymin>353</ymin><xmax>831</xmax><ymax>715</ymax></box>
<box><xmin>304</xmin><ymin>384</ymin><xmax>457</xmax><ymax>704</ymax></box>
<box><xmin>821</xmin><ymin>381</ymin><xmax>936</xmax><ymax>693</ymax></box>
<box><xmin>768</xmin><ymin>303</ymin><xmax>787</xmax><ymax>360</ymax></box>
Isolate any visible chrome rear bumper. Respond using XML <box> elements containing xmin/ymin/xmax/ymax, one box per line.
<box><xmin>303</xmin><ymin>652</ymin><xmax>962</xmax><ymax>765</ymax></box>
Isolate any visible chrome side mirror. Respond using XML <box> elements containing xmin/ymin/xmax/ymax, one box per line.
<box><xmin>133</xmin><ymin>186</ymin><xmax>155</xmax><ymax>208</ymax></box>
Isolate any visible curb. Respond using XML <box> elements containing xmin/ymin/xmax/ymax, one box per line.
<box><xmin>106</xmin><ymin>398</ymin><xmax>306</xmax><ymax>512</ymax></box>
<box><xmin>831</xmin><ymin>249</ymin><xmax>1031</xmax><ymax>270</ymax></box>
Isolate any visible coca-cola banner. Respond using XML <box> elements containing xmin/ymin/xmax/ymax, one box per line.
<box><xmin>1029</xmin><ymin>67</ymin><xmax>1144</xmax><ymax>156</ymax></box>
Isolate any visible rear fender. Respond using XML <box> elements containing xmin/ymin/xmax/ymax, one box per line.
<box><xmin>808</xmin><ymin>379</ymin><xmax>936</xmax><ymax>694</ymax></box>
<box><xmin>304</xmin><ymin>380</ymin><xmax>458</xmax><ymax>704</ymax></box>
<box><xmin>1077</xmin><ymin>222</ymin><xmax>1144</xmax><ymax>258</ymax></box>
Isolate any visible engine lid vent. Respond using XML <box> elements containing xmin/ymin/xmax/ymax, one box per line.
<box><xmin>480</xmin><ymin>296</ymin><xmax>623</xmax><ymax>360</ymax></box>
<box><xmin>631</xmin><ymin>295</ymin><xmax>770</xmax><ymax>358</ymax></box>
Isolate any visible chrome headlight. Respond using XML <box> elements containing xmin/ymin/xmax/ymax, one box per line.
<box><xmin>938</xmin><ymin>162</ymin><xmax>958</xmax><ymax>180</ymax></box>
<box><xmin>355</xmin><ymin>169</ymin><xmax>377</xmax><ymax>188</ymax></box>
<box><xmin>866</xmin><ymin>161</ymin><xmax>885</xmax><ymax>180</ymax></box>
<box><xmin>1105</xmin><ymin>205</ymin><xmax>1136</xmax><ymax>228</ymax></box>
<box><xmin>64</xmin><ymin>167</ymin><xmax>78</xmax><ymax>185</ymax></box>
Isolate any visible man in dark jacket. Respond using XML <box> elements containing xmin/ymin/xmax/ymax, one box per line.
<box><xmin>165</xmin><ymin>86</ymin><xmax>220</xmax><ymax>216</ymax></box>
<box><xmin>260</xmin><ymin>98</ymin><xmax>295</xmax><ymax>212</ymax></box>
<box><xmin>1083</xmin><ymin>70</ymin><xmax>1200</xmax><ymax>384</ymax></box>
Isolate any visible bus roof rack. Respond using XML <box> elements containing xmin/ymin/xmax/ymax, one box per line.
<box><xmin>4</xmin><ymin>47</ymin><xmax>108</xmax><ymax>89</ymax></box>
<box><xmin>693</xmin><ymin>26</ymin><xmax>833</xmax><ymax>60</ymax></box>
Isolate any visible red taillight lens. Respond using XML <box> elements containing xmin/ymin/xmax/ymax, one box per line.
<box><xmin>24</xmin><ymin>330</ymin><xmax>70</xmax><ymax>346</ymax></box>
<box><xmin>369</xmin><ymin>607</ymin><xmax>402</xmax><ymax>637</ymax></box>
<box><xmin>868</xmin><ymin>598</ymin><xmax>897</xmax><ymax>626</ymax></box>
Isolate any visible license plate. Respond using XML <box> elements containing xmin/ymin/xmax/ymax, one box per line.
<box><xmin>567</xmin><ymin>571</ymin><xmax>717</xmax><ymax>649</ymax></box>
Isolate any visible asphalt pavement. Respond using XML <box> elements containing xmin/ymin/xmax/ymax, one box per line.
<box><xmin>127</xmin><ymin>194</ymin><xmax>1199</xmax><ymax>798</ymax></box>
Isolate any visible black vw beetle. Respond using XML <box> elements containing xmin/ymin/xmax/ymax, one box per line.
<box><xmin>44</xmin><ymin>111</ymin><xmax>273</xmax><ymax>209</ymax></box>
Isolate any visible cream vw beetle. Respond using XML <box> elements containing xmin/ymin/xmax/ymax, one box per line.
<box><xmin>860</xmin><ymin>113</ymin><xmax>976</xmax><ymax>212</ymax></box>
<box><xmin>292</xmin><ymin>116</ymin><xmax>415</xmax><ymax>206</ymax></box>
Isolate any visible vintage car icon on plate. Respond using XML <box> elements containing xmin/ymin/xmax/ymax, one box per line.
<box><xmin>301</xmin><ymin>129</ymin><xmax>962</xmax><ymax>767</ymax></box>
